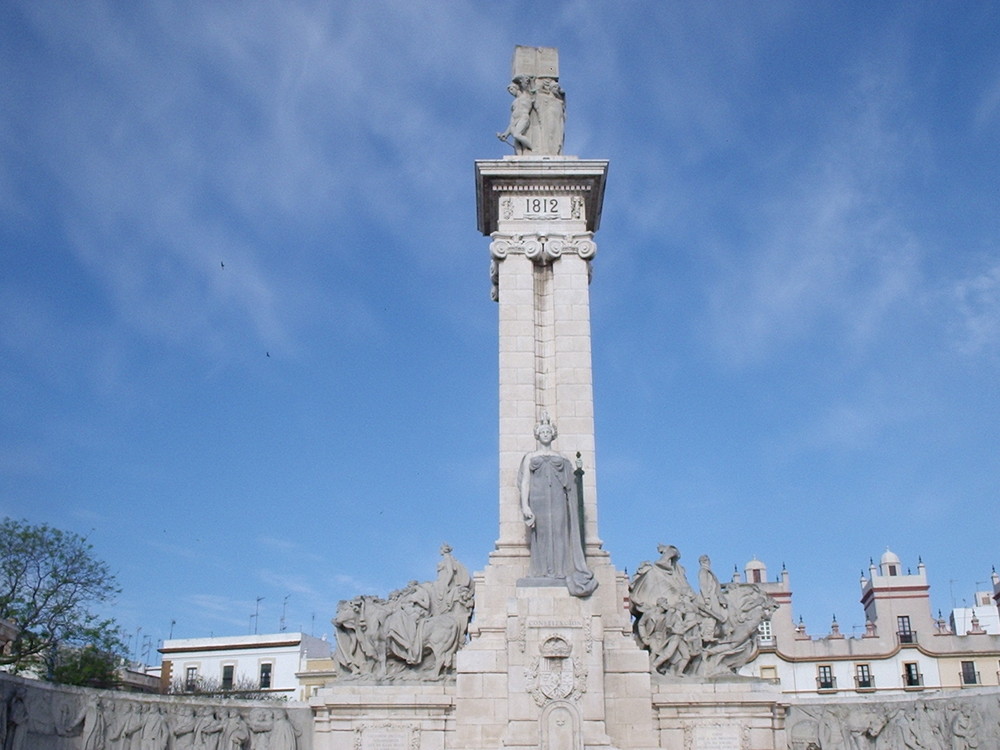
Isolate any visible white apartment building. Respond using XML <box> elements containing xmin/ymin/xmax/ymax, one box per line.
<box><xmin>160</xmin><ymin>632</ymin><xmax>330</xmax><ymax>700</ymax></box>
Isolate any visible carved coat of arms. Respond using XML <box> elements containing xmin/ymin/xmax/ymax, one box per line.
<box><xmin>525</xmin><ymin>635</ymin><xmax>587</xmax><ymax>706</ymax></box>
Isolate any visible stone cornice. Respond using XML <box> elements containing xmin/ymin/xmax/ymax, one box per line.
<box><xmin>475</xmin><ymin>157</ymin><xmax>609</xmax><ymax>235</ymax></box>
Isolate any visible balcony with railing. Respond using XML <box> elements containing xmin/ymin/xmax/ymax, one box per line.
<box><xmin>854</xmin><ymin>675</ymin><xmax>876</xmax><ymax>691</ymax></box>
<box><xmin>902</xmin><ymin>670</ymin><xmax>924</xmax><ymax>689</ymax></box>
<box><xmin>816</xmin><ymin>675</ymin><xmax>837</xmax><ymax>692</ymax></box>
<box><xmin>897</xmin><ymin>630</ymin><xmax>917</xmax><ymax>645</ymax></box>
<box><xmin>960</xmin><ymin>669</ymin><xmax>980</xmax><ymax>687</ymax></box>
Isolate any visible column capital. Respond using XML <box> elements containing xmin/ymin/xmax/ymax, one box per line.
<box><xmin>490</xmin><ymin>233</ymin><xmax>597</xmax><ymax>264</ymax></box>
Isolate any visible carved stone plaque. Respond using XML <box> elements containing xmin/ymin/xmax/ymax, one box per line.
<box><xmin>502</xmin><ymin>195</ymin><xmax>577</xmax><ymax>221</ymax></box>
<box><xmin>689</xmin><ymin>723</ymin><xmax>743</xmax><ymax>750</ymax></box>
<box><xmin>355</xmin><ymin>723</ymin><xmax>417</xmax><ymax>750</ymax></box>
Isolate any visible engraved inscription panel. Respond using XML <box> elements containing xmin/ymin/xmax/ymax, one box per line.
<box><xmin>691</xmin><ymin>723</ymin><xmax>742</xmax><ymax>750</ymax></box>
<box><xmin>356</xmin><ymin>724</ymin><xmax>416</xmax><ymax>750</ymax></box>
<box><xmin>501</xmin><ymin>195</ymin><xmax>580</xmax><ymax>221</ymax></box>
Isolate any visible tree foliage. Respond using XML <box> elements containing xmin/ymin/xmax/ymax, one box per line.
<box><xmin>49</xmin><ymin>637</ymin><xmax>124</xmax><ymax>689</ymax></box>
<box><xmin>169</xmin><ymin>673</ymin><xmax>283</xmax><ymax>701</ymax></box>
<box><xmin>0</xmin><ymin>518</ymin><xmax>124</xmax><ymax>676</ymax></box>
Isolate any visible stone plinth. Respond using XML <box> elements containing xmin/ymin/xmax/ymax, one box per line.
<box><xmin>453</xmin><ymin>556</ymin><xmax>658</xmax><ymax>750</ymax></box>
<box><xmin>310</xmin><ymin>684</ymin><xmax>455</xmax><ymax>750</ymax></box>
<box><xmin>651</xmin><ymin>679</ymin><xmax>787</xmax><ymax>750</ymax></box>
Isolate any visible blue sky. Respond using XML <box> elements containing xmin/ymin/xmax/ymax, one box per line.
<box><xmin>2</xmin><ymin>1</ymin><xmax>999</xmax><ymax>660</ymax></box>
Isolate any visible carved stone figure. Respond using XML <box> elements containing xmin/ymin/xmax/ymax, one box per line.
<box><xmin>221</xmin><ymin>708</ymin><xmax>249</xmax><ymax>749</ymax></box>
<box><xmin>171</xmin><ymin>706</ymin><xmax>197</xmax><ymax>750</ymax></box>
<box><xmin>331</xmin><ymin>544</ymin><xmax>475</xmax><ymax>681</ymax></box>
<box><xmin>534</xmin><ymin>76</ymin><xmax>566</xmax><ymax>154</ymax></box>
<box><xmin>497</xmin><ymin>47</ymin><xmax>565</xmax><ymax>155</ymax></box>
<box><xmin>386</xmin><ymin>579</ymin><xmax>433</xmax><ymax>666</ymax></box>
<box><xmin>247</xmin><ymin>708</ymin><xmax>274</xmax><ymax>750</ymax></box>
<box><xmin>497</xmin><ymin>77</ymin><xmax>535</xmax><ymax>154</ymax></box>
<box><xmin>140</xmin><ymin>704</ymin><xmax>170</xmax><ymax>750</ymax></box>
<box><xmin>629</xmin><ymin>545</ymin><xmax>776</xmax><ymax>677</ymax></box>
<box><xmin>949</xmin><ymin>702</ymin><xmax>980</xmax><ymax>750</ymax></box>
<box><xmin>519</xmin><ymin>415</ymin><xmax>597</xmax><ymax>597</ymax></box>
<box><xmin>270</xmin><ymin>709</ymin><xmax>300</xmax><ymax>750</ymax></box>
<box><xmin>697</xmin><ymin>554</ymin><xmax>728</xmax><ymax>641</ymax></box>
<box><xmin>78</xmin><ymin>697</ymin><xmax>106</xmax><ymax>750</ymax></box>
<box><xmin>195</xmin><ymin>707</ymin><xmax>224</xmax><ymax>750</ymax></box>
<box><xmin>6</xmin><ymin>687</ymin><xmax>28</xmax><ymax>750</ymax></box>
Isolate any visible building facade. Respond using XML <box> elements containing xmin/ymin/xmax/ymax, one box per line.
<box><xmin>739</xmin><ymin>550</ymin><xmax>1000</xmax><ymax>696</ymax></box>
<box><xmin>160</xmin><ymin>632</ymin><xmax>330</xmax><ymax>700</ymax></box>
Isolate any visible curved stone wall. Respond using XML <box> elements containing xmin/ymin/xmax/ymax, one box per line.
<box><xmin>0</xmin><ymin>672</ymin><xmax>312</xmax><ymax>749</ymax></box>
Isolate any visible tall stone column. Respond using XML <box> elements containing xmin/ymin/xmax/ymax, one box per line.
<box><xmin>477</xmin><ymin>157</ymin><xmax>609</xmax><ymax>561</ymax></box>
<box><xmin>454</xmin><ymin>157</ymin><xmax>657</xmax><ymax>750</ymax></box>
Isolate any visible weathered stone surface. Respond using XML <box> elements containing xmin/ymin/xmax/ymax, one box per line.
<box><xmin>629</xmin><ymin>545</ymin><xmax>778</xmax><ymax>678</ymax></box>
<box><xmin>497</xmin><ymin>46</ymin><xmax>564</xmax><ymax>156</ymax></box>
<box><xmin>332</xmin><ymin>545</ymin><xmax>474</xmax><ymax>683</ymax></box>
<box><xmin>0</xmin><ymin>672</ymin><xmax>312</xmax><ymax>750</ymax></box>
<box><xmin>518</xmin><ymin>415</ymin><xmax>596</xmax><ymax>597</ymax></box>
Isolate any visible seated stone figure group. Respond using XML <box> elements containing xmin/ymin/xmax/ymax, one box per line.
<box><xmin>333</xmin><ymin>544</ymin><xmax>475</xmax><ymax>681</ymax></box>
<box><xmin>629</xmin><ymin>545</ymin><xmax>777</xmax><ymax>678</ymax></box>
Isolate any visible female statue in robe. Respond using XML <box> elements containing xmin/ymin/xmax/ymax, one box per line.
<box><xmin>519</xmin><ymin>416</ymin><xmax>597</xmax><ymax>597</ymax></box>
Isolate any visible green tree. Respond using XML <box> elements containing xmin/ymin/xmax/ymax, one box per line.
<box><xmin>0</xmin><ymin>518</ymin><xmax>125</xmax><ymax>681</ymax></box>
<box><xmin>48</xmin><ymin>626</ymin><xmax>126</xmax><ymax>689</ymax></box>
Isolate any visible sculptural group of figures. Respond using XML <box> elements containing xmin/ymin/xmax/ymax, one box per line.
<box><xmin>787</xmin><ymin>697</ymin><xmax>997</xmax><ymax>750</ymax></box>
<box><xmin>0</xmin><ymin>679</ymin><xmax>300</xmax><ymax>750</ymax></box>
<box><xmin>497</xmin><ymin>74</ymin><xmax>565</xmax><ymax>156</ymax></box>
<box><xmin>628</xmin><ymin>545</ymin><xmax>777</xmax><ymax>678</ymax></box>
<box><xmin>333</xmin><ymin>544</ymin><xmax>474</xmax><ymax>681</ymax></box>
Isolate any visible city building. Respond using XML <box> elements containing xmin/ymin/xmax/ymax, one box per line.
<box><xmin>159</xmin><ymin>632</ymin><xmax>330</xmax><ymax>700</ymax></box>
<box><xmin>739</xmin><ymin>550</ymin><xmax>1000</xmax><ymax>695</ymax></box>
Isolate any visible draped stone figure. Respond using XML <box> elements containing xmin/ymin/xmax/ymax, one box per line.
<box><xmin>629</xmin><ymin>544</ymin><xmax>776</xmax><ymax>677</ymax></box>
<box><xmin>533</xmin><ymin>76</ymin><xmax>565</xmax><ymax>154</ymax></box>
<box><xmin>519</xmin><ymin>416</ymin><xmax>597</xmax><ymax>597</ymax></box>
<box><xmin>332</xmin><ymin>544</ymin><xmax>475</xmax><ymax>681</ymax></box>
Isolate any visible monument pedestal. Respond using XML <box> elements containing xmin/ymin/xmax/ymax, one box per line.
<box><xmin>310</xmin><ymin>684</ymin><xmax>455</xmax><ymax>750</ymax></box>
<box><xmin>651</xmin><ymin>680</ymin><xmax>787</xmax><ymax>750</ymax></box>
<box><xmin>452</xmin><ymin>556</ymin><xmax>658</xmax><ymax>750</ymax></box>
<box><xmin>313</xmin><ymin>48</ymin><xmax>788</xmax><ymax>750</ymax></box>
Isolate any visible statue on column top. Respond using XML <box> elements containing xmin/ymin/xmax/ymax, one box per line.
<box><xmin>497</xmin><ymin>46</ymin><xmax>565</xmax><ymax>156</ymax></box>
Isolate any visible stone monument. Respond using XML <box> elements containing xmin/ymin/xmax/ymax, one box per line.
<box><xmin>310</xmin><ymin>44</ymin><xmax>787</xmax><ymax>750</ymax></box>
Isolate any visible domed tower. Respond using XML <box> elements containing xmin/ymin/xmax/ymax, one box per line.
<box><xmin>860</xmin><ymin>549</ymin><xmax>933</xmax><ymax>644</ymax></box>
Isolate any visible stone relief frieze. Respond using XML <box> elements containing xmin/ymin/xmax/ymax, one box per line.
<box><xmin>786</xmin><ymin>696</ymin><xmax>997</xmax><ymax>750</ymax></box>
<box><xmin>0</xmin><ymin>676</ymin><xmax>308</xmax><ymax>750</ymax></box>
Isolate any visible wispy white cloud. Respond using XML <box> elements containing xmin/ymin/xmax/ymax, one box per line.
<box><xmin>705</xmin><ymin>48</ymin><xmax>923</xmax><ymax>366</ymax></box>
<box><xmin>952</xmin><ymin>261</ymin><xmax>1000</xmax><ymax>356</ymax></box>
<box><xmin>5</xmin><ymin>1</ymin><xmax>505</xmax><ymax>362</ymax></box>
<box><xmin>973</xmin><ymin>68</ymin><xmax>1000</xmax><ymax>131</ymax></box>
